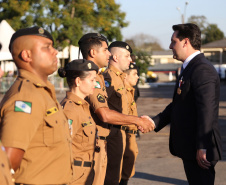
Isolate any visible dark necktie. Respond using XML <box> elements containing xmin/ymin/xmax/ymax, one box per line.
<box><xmin>180</xmin><ymin>65</ymin><xmax>184</xmax><ymax>75</ymax></box>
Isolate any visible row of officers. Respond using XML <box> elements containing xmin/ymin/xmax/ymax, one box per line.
<box><xmin>0</xmin><ymin>26</ymin><xmax>155</xmax><ymax>185</ymax></box>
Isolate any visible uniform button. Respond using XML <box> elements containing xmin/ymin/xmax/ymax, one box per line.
<box><xmin>91</xmin><ymin>131</ymin><xmax>92</xmax><ymax>134</ymax></box>
<box><xmin>26</xmin><ymin>80</ymin><xmax>29</xmax><ymax>82</ymax></box>
<box><xmin>56</xmin><ymin>120</ymin><xmax>58</xmax><ymax>124</ymax></box>
<box><xmin>1</xmin><ymin>163</ymin><xmax>4</xmax><ymax>167</ymax></box>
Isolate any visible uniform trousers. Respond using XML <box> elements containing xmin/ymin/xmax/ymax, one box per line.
<box><xmin>104</xmin><ymin>127</ymin><xmax>126</xmax><ymax>185</ymax></box>
<box><xmin>121</xmin><ymin>132</ymin><xmax>138</xmax><ymax>180</ymax></box>
<box><xmin>182</xmin><ymin>159</ymin><xmax>217</xmax><ymax>185</ymax></box>
<box><xmin>93</xmin><ymin>138</ymin><xmax>108</xmax><ymax>185</ymax></box>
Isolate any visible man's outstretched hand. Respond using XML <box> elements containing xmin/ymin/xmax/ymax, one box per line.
<box><xmin>138</xmin><ymin>115</ymin><xmax>155</xmax><ymax>133</ymax></box>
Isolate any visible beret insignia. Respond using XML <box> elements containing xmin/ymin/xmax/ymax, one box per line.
<box><xmin>126</xmin><ymin>45</ymin><xmax>129</xmax><ymax>50</ymax></box>
<box><xmin>38</xmin><ymin>27</ymin><xmax>44</xmax><ymax>34</ymax></box>
<box><xmin>87</xmin><ymin>63</ymin><xmax>91</xmax><ymax>69</ymax></box>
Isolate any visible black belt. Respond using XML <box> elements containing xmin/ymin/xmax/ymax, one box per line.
<box><xmin>125</xmin><ymin>130</ymin><xmax>138</xmax><ymax>134</ymax></box>
<box><xmin>98</xmin><ymin>136</ymin><xmax>107</xmax><ymax>140</ymax></box>
<box><xmin>74</xmin><ymin>160</ymin><xmax>95</xmax><ymax>167</ymax></box>
<box><xmin>109</xmin><ymin>125</ymin><xmax>127</xmax><ymax>130</ymax></box>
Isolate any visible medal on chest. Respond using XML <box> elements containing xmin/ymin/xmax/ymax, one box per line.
<box><xmin>177</xmin><ymin>76</ymin><xmax>184</xmax><ymax>95</ymax></box>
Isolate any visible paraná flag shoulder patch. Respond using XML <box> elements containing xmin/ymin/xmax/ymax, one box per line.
<box><xmin>68</xmin><ymin>119</ymin><xmax>73</xmax><ymax>126</ymax></box>
<box><xmin>95</xmin><ymin>81</ymin><xmax>101</xmax><ymax>88</ymax></box>
<box><xmin>14</xmin><ymin>101</ymin><xmax>32</xmax><ymax>114</ymax></box>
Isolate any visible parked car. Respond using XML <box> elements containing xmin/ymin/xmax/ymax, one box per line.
<box><xmin>146</xmin><ymin>70</ymin><xmax>158</xmax><ymax>82</ymax></box>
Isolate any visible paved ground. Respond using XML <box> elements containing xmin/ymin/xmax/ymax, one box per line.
<box><xmin>128</xmin><ymin>83</ymin><xmax>226</xmax><ymax>185</ymax></box>
<box><xmin>55</xmin><ymin>82</ymin><xmax>226</xmax><ymax>185</ymax></box>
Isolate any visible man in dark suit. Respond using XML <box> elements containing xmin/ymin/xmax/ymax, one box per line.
<box><xmin>149</xmin><ymin>23</ymin><xmax>222</xmax><ymax>185</ymax></box>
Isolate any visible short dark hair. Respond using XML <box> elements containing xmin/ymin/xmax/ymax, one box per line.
<box><xmin>78</xmin><ymin>33</ymin><xmax>108</xmax><ymax>59</ymax></box>
<box><xmin>80</xmin><ymin>38</ymin><xmax>104</xmax><ymax>59</ymax></box>
<box><xmin>172</xmin><ymin>23</ymin><xmax>201</xmax><ymax>50</ymax></box>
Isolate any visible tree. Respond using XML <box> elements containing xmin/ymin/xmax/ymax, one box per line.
<box><xmin>133</xmin><ymin>50</ymin><xmax>150</xmax><ymax>75</ymax></box>
<box><xmin>125</xmin><ymin>33</ymin><xmax>163</xmax><ymax>52</ymax></box>
<box><xmin>0</xmin><ymin>0</ymin><xmax>128</xmax><ymax>49</ymax></box>
<box><xmin>202</xmin><ymin>24</ymin><xmax>225</xmax><ymax>44</ymax></box>
<box><xmin>187</xmin><ymin>15</ymin><xmax>225</xmax><ymax>44</ymax></box>
<box><xmin>187</xmin><ymin>15</ymin><xmax>208</xmax><ymax>33</ymax></box>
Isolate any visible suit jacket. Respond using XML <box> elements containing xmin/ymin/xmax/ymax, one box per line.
<box><xmin>153</xmin><ymin>53</ymin><xmax>222</xmax><ymax>161</ymax></box>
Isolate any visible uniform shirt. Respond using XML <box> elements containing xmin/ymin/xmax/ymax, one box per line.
<box><xmin>0</xmin><ymin>69</ymin><xmax>72</xmax><ymax>184</ymax></box>
<box><xmin>125</xmin><ymin>84</ymin><xmax>138</xmax><ymax>130</ymax></box>
<box><xmin>86</xmin><ymin>71</ymin><xmax>109</xmax><ymax>137</ymax></box>
<box><xmin>0</xmin><ymin>142</ymin><xmax>14</xmax><ymax>185</ymax></box>
<box><xmin>61</xmin><ymin>92</ymin><xmax>96</xmax><ymax>162</ymax></box>
<box><xmin>103</xmin><ymin>65</ymin><xmax>129</xmax><ymax>115</ymax></box>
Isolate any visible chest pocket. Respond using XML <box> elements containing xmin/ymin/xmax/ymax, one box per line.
<box><xmin>43</xmin><ymin>110</ymin><xmax>65</xmax><ymax>146</ymax></box>
<box><xmin>111</xmin><ymin>86</ymin><xmax>125</xmax><ymax>105</ymax></box>
<box><xmin>81</xmin><ymin>122</ymin><xmax>96</xmax><ymax>148</ymax></box>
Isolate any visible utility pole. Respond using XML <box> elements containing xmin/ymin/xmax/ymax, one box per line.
<box><xmin>176</xmin><ymin>2</ymin><xmax>189</xmax><ymax>24</ymax></box>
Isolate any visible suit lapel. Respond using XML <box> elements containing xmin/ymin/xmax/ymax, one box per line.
<box><xmin>172</xmin><ymin>53</ymin><xmax>204</xmax><ymax>100</ymax></box>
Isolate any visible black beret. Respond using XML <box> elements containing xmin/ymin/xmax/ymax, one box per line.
<box><xmin>9</xmin><ymin>26</ymin><xmax>54</xmax><ymax>52</ymax></box>
<box><xmin>66</xmin><ymin>59</ymin><xmax>99</xmax><ymax>72</ymax></box>
<box><xmin>128</xmin><ymin>62</ymin><xmax>138</xmax><ymax>70</ymax></box>
<box><xmin>58</xmin><ymin>59</ymin><xmax>99</xmax><ymax>78</ymax></box>
<box><xmin>78</xmin><ymin>33</ymin><xmax>108</xmax><ymax>46</ymax></box>
<box><xmin>108</xmin><ymin>41</ymin><xmax>132</xmax><ymax>53</ymax></box>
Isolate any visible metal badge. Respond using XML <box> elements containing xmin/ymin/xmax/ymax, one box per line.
<box><xmin>87</xmin><ymin>62</ymin><xmax>91</xmax><ymax>69</ymax></box>
<box><xmin>177</xmin><ymin>76</ymin><xmax>183</xmax><ymax>95</ymax></box>
<box><xmin>126</xmin><ymin>45</ymin><xmax>129</xmax><ymax>50</ymax></box>
<box><xmin>38</xmin><ymin>27</ymin><xmax>44</xmax><ymax>34</ymax></box>
<box><xmin>177</xmin><ymin>88</ymin><xmax>181</xmax><ymax>95</ymax></box>
<box><xmin>97</xmin><ymin>33</ymin><xmax>101</xmax><ymax>37</ymax></box>
<box><xmin>130</xmin><ymin>64</ymin><xmax>134</xmax><ymax>68</ymax></box>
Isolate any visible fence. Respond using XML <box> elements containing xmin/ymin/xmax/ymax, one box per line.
<box><xmin>0</xmin><ymin>76</ymin><xmax>67</xmax><ymax>94</ymax></box>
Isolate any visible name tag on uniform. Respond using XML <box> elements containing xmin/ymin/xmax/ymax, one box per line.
<box><xmin>117</xmin><ymin>87</ymin><xmax>124</xmax><ymax>91</ymax></box>
<box><xmin>46</xmin><ymin>107</ymin><xmax>58</xmax><ymax>116</ymax></box>
<box><xmin>82</xmin><ymin>121</ymin><xmax>92</xmax><ymax>127</ymax></box>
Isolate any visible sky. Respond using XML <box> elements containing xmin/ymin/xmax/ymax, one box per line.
<box><xmin>116</xmin><ymin>0</ymin><xmax>226</xmax><ymax>50</ymax></box>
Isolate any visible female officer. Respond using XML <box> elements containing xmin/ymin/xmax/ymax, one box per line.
<box><xmin>58</xmin><ymin>59</ymin><xmax>99</xmax><ymax>185</ymax></box>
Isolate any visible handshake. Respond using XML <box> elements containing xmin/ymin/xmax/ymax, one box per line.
<box><xmin>137</xmin><ymin>115</ymin><xmax>155</xmax><ymax>133</ymax></box>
